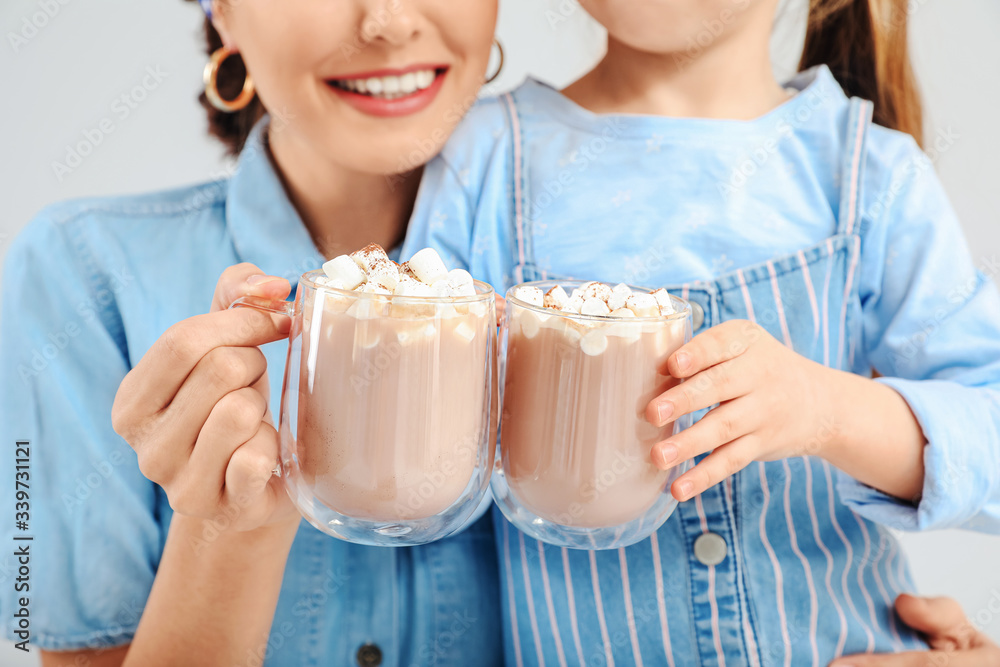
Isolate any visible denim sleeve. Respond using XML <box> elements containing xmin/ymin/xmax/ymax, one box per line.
<box><xmin>0</xmin><ymin>208</ymin><xmax>165</xmax><ymax>650</ymax></box>
<box><xmin>840</xmin><ymin>136</ymin><xmax>1000</xmax><ymax>533</ymax></box>
<box><xmin>402</xmin><ymin>95</ymin><xmax>516</xmax><ymax>293</ymax></box>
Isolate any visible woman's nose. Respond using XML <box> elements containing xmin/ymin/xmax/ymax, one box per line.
<box><xmin>358</xmin><ymin>0</ymin><xmax>421</xmax><ymax>47</ymax></box>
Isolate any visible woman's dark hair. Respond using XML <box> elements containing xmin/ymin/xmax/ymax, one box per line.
<box><xmin>799</xmin><ymin>0</ymin><xmax>924</xmax><ymax>148</ymax></box>
<box><xmin>186</xmin><ymin>1</ymin><xmax>266</xmax><ymax>156</ymax></box>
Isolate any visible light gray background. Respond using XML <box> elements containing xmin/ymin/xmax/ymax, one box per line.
<box><xmin>1</xmin><ymin>0</ymin><xmax>998</xmax><ymax>663</ymax></box>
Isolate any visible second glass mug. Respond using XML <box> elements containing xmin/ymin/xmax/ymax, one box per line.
<box><xmin>492</xmin><ymin>280</ymin><xmax>694</xmax><ymax>549</ymax></box>
<box><xmin>232</xmin><ymin>269</ymin><xmax>496</xmax><ymax>546</ymax></box>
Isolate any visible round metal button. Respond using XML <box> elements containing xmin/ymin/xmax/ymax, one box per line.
<box><xmin>694</xmin><ymin>532</ymin><xmax>727</xmax><ymax>566</ymax></box>
<box><xmin>356</xmin><ymin>643</ymin><xmax>383</xmax><ymax>667</ymax></box>
<box><xmin>690</xmin><ymin>301</ymin><xmax>706</xmax><ymax>331</ymax></box>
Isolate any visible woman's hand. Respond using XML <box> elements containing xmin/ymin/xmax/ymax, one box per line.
<box><xmin>645</xmin><ymin>319</ymin><xmax>834</xmax><ymax>501</ymax></box>
<box><xmin>112</xmin><ymin>263</ymin><xmax>298</xmax><ymax>531</ymax></box>
<box><xmin>645</xmin><ymin>319</ymin><xmax>926</xmax><ymax>502</ymax></box>
<box><xmin>830</xmin><ymin>594</ymin><xmax>1000</xmax><ymax>666</ymax></box>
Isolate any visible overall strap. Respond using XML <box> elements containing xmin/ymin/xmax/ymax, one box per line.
<box><xmin>499</xmin><ymin>91</ymin><xmax>536</xmax><ymax>283</ymax></box>
<box><xmin>836</xmin><ymin>98</ymin><xmax>875</xmax><ymax>236</ymax></box>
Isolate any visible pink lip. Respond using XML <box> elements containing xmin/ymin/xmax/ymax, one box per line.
<box><xmin>326</xmin><ymin>66</ymin><xmax>449</xmax><ymax>119</ymax></box>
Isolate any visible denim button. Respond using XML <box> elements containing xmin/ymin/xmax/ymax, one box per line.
<box><xmin>690</xmin><ymin>301</ymin><xmax>706</xmax><ymax>331</ymax></box>
<box><xmin>694</xmin><ymin>532</ymin><xmax>727</xmax><ymax>566</ymax></box>
<box><xmin>356</xmin><ymin>643</ymin><xmax>383</xmax><ymax>667</ymax></box>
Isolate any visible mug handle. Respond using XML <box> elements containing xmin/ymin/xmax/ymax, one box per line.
<box><xmin>229</xmin><ymin>295</ymin><xmax>296</xmax><ymax>317</ymax></box>
<box><xmin>229</xmin><ymin>296</ymin><xmax>295</xmax><ymax>478</ymax></box>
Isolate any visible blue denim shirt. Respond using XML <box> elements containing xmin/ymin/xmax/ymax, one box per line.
<box><xmin>0</xmin><ymin>125</ymin><xmax>503</xmax><ymax>665</ymax></box>
<box><xmin>401</xmin><ymin>66</ymin><xmax>1000</xmax><ymax>665</ymax></box>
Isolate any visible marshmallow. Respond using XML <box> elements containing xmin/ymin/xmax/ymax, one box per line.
<box><xmin>408</xmin><ymin>248</ymin><xmax>448</xmax><ymax>285</ymax></box>
<box><xmin>397</xmin><ymin>322</ymin><xmax>436</xmax><ymax>347</ymax></box>
<box><xmin>544</xmin><ymin>285</ymin><xmax>569</xmax><ymax>309</ymax></box>
<box><xmin>323</xmin><ymin>254</ymin><xmax>367</xmax><ymax>290</ymax></box>
<box><xmin>561</xmin><ymin>295</ymin><xmax>585</xmax><ymax>314</ymax></box>
<box><xmin>512</xmin><ymin>285</ymin><xmax>544</xmax><ymax>307</ymax></box>
<box><xmin>608</xmin><ymin>283</ymin><xmax>633</xmax><ymax>311</ymax></box>
<box><xmin>441</xmin><ymin>271</ymin><xmax>477</xmax><ymax>297</ymax></box>
<box><xmin>361</xmin><ymin>282</ymin><xmax>392</xmax><ymax>296</ymax></box>
<box><xmin>367</xmin><ymin>259</ymin><xmax>400</xmax><ymax>291</ymax></box>
<box><xmin>562</xmin><ymin>320</ymin><xmax>584</xmax><ymax>345</ymax></box>
<box><xmin>650</xmin><ymin>288</ymin><xmax>675</xmax><ymax>314</ymax></box>
<box><xmin>454</xmin><ymin>321</ymin><xmax>477</xmax><ymax>343</ymax></box>
<box><xmin>518</xmin><ymin>311</ymin><xmax>541</xmax><ymax>339</ymax></box>
<box><xmin>469</xmin><ymin>300</ymin><xmax>490</xmax><ymax>318</ymax></box>
<box><xmin>448</xmin><ymin>268</ymin><xmax>474</xmax><ymax>288</ymax></box>
<box><xmin>581</xmin><ymin>330</ymin><xmax>608</xmax><ymax>356</ymax></box>
<box><xmin>351</xmin><ymin>243</ymin><xmax>390</xmax><ymax>273</ymax></box>
<box><xmin>395</xmin><ymin>277</ymin><xmax>435</xmax><ymax>297</ymax></box>
<box><xmin>399</xmin><ymin>261</ymin><xmax>417</xmax><ymax>279</ymax></box>
<box><xmin>610</xmin><ymin>308</ymin><xmax>636</xmax><ymax>318</ymax></box>
<box><xmin>626</xmin><ymin>293</ymin><xmax>659</xmax><ymax>318</ymax></box>
<box><xmin>579</xmin><ymin>281</ymin><xmax>613</xmax><ymax>302</ymax></box>
<box><xmin>431</xmin><ymin>279</ymin><xmax>457</xmax><ymax>297</ymax></box>
<box><xmin>581</xmin><ymin>298</ymin><xmax>611</xmax><ymax>317</ymax></box>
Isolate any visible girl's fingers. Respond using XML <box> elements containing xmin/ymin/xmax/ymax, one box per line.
<box><xmin>670</xmin><ymin>433</ymin><xmax>761</xmax><ymax>502</ymax></box>
<box><xmin>647</xmin><ymin>356</ymin><xmax>752</xmax><ymax>427</ymax></box>
<box><xmin>189</xmin><ymin>385</ymin><xmax>270</xmax><ymax>500</ymax></box>
<box><xmin>829</xmin><ymin>648</ymin><xmax>997</xmax><ymax>667</ymax></box>
<box><xmin>161</xmin><ymin>346</ymin><xmax>269</xmax><ymax>454</ymax></box>
<box><xmin>210</xmin><ymin>262</ymin><xmax>291</xmax><ymax>313</ymax></box>
<box><xmin>223</xmin><ymin>421</ymin><xmax>282</xmax><ymax>528</ymax></box>
<box><xmin>893</xmin><ymin>594</ymin><xmax>978</xmax><ymax>651</ymax></box>
<box><xmin>665</xmin><ymin>319</ymin><xmax>761</xmax><ymax>379</ymax></box>
<box><xmin>114</xmin><ymin>308</ymin><xmax>289</xmax><ymax>422</ymax></box>
<box><xmin>651</xmin><ymin>399</ymin><xmax>759</xmax><ymax>471</ymax></box>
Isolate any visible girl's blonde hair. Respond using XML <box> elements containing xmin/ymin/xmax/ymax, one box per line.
<box><xmin>800</xmin><ymin>0</ymin><xmax>924</xmax><ymax>148</ymax></box>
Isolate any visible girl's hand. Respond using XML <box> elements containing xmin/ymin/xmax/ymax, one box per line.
<box><xmin>645</xmin><ymin>319</ymin><xmax>835</xmax><ymax>502</ymax></box>
<box><xmin>112</xmin><ymin>264</ymin><xmax>298</xmax><ymax>531</ymax></box>
<box><xmin>830</xmin><ymin>594</ymin><xmax>1000</xmax><ymax>666</ymax></box>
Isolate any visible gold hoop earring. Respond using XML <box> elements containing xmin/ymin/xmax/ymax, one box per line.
<box><xmin>486</xmin><ymin>39</ymin><xmax>504</xmax><ymax>85</ymax></box>
<box><xmin>203</xmin><ymin>46</ymin><xmax>256</xmax><ymax>113</ymax></box>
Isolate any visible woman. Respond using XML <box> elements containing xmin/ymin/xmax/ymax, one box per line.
<box><xmin>1</xmin><ymin>1</ymin><xmax>502</xmax><ymax>665</ymax></box>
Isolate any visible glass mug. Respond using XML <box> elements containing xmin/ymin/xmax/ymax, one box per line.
<box><xmin>233</xmin><ymin>269</ymin><xmax>496</xmax><ymax>546</ymax></box>
<box><xmin>492</xmin><ymin>280</ymin><xmax>693</xmax><ymax>549</ymax></box>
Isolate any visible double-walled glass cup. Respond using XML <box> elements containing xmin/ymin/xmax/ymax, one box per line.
<box><xmin>493</xmin><ymin>280</ymin><xmax>693</xmax><ymax>549</ymax></box>
<box><xmin>234</xmin><ymin>270</ymin><xmax>496</xmax><ymax>546</ymax></box>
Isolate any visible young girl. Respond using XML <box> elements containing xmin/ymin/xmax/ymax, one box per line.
<box><xmin>0</xmin><ymin>1</ymin><xmax>504</xmax><ymax>665</ymax></box>
<box><xmin>400</xmin><ymin>0</ymin><xmax>1000</xmax><ymax>664</ymax></box>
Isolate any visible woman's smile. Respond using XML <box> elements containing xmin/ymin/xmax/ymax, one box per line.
<box><xmin>326</xmin><ymin>65</ymin><xmax>450</xmax><ymax>117</ymax></box>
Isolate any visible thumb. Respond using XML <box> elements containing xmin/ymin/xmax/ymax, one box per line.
<box><xmin>211</xmin><ymin>263</ymin><xmax>292</xmax><ymax>313</ymax></box>
<box><xmin>829</xmin><ymin>651</ymin><xmax>943</xmax><ymax>667</ymax></box>
<box><xmin>895</xmin><ymin>594</ymin><xmax>975</xmax><ymax>650</ymax></box>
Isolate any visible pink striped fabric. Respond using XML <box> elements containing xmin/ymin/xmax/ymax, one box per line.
<box><xmin>782</xmin><ymin>459</ymin><xmax>820</xmax><ymax>667</ymax></box>
<box><xmin>767</xmin><ymin>261</ymin><xmax>794</xmax><ymax>348</ymax></box>
<box><xmin>536</xmin><ymin>541</ymin><xmax>568</xmax><ymax>667</ymax></box>
<box><xmin>518</xmin><ymin>532</ymin><xmax>547</xmax><ymax>667</ymax></box>
<box><xmin>648</xmin><ymin>532</ymin><xmax>677</xmax><ymax>667</ymax></box>
<box><xmin>561</xmin><ymin>548</ymin><xmax>587</xmax><ymax>667</ymax></box>
<box><xmin>852</xmin><ymin>504</ymin><xmax>881</xmax><ymax>652</ymax></box>
<box><xmin>804</xmin><ymin>460</ymin><xmax>849</xmax><ymax>657</ymax></box>
<box><xmin>503</xmin><ymin>521</ymin><xmax>525</xmax><ymax>667</ymax></box>
<box><xmin>500</xmin><ymin>93</ymin><xmax>527</xmax><ymax>278</ymax></box>
<box><xmin>797</xmin><ymin>250</ymin><xmax>821</xmax><ymax>341</ymax></box>
<box><xmin>589</xmin><ymin>551</ymin><xmax>616</xmax><ymax>667</ymax></box>
<box><xmin>618</xmin><ymin>549</ymin><xmax>645</xmax><ymax>667</ymax></box>
<box><xmin>823</xmin><ymin>461</ymin><xmax>877</xmax><ymax>652</ymax></box>
<box><xmin>695</xmin><ymin>495</ymin><xmax>727</xmax><ymax>667</ymax></box>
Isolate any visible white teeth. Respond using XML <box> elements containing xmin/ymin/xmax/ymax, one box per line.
<box><xmin>400</xmin><ymin>72</ymin><xmax>417</xmax><ymax>94</ymax></box>
<box><xmin>416</xmin><ymin>70</ymin><xmax>435</xmax><ymax>89</ymax></box>
<box><xmin>335</xmin><ymin>69</ymin><xmax>437</xmax><ymax>99</ymax></box>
